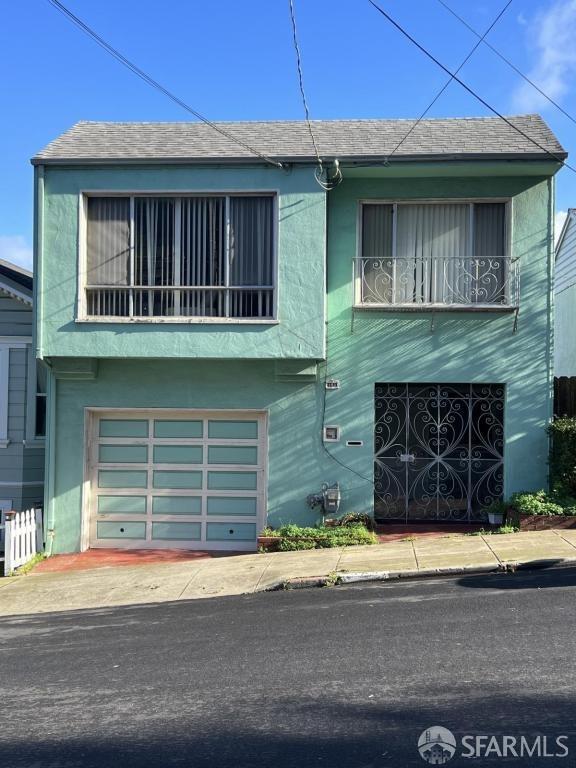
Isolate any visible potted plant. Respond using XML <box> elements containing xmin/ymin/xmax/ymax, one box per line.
<box><xmin>486</xmin><ymin>500</ymin><xmax>507</xmax><ymax>526</ymax></box>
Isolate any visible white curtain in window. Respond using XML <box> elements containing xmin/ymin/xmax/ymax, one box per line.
<box><xmin>396</xmin><ymin>204</ymin><xmax>470</xmax><ymax>303</ymax></box>
<box><xmin>361</xmin><ymin>204</ymin><xmax>394</xmax><ymax>303</ymax></box>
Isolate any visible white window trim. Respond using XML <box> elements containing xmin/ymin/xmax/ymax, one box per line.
<box><xmin>0</xmin><ymin>339</ymin><xmax>34</xmax><ymax>448</ymax></box>
<box><xmin>77</xmin><ymin>190</ymin><xmax>279</xmax><ymax>324</ymax></box>
<box><xmin>0</xmin><ymin>346</ymin><xmax>9</xmax><ymax>448</ymax></box>
<box><xmin>354</xmin><ymin>197</ymin><xmax>513</xmax><ymax>308</ymax></box>
<box><xmin>24</xmin><ymin>347</ymin><xmax>46</xmax><ymax>447</ymax></box>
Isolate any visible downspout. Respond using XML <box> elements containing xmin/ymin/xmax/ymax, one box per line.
<box><xmin>44</xmin><ymin>366</ymin><xmax>56</xmax><ymax>556</ymax></box>
<box><xmin>34</xmin><ymin>165</ymin><xmax>55</xmax><ymax>554</ymax></box>
<box><xmin>34</xmin><ymin>165</ymin><xmax>44</xmax><ymax>361</ymax></box>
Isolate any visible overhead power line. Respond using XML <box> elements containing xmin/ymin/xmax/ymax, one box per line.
<box><xmin>288</xmin><ymin>0</ymin><xmax>322</xmax><ymax>165</ymax></box>
<box><xmin>388</xmin><ymin>0</ymin><xmax>513</xmax><ymax>159</ymax></box>
<box><xmin>287</xmin><ymin>0</ymin><xmax>342</xmax><ymax>190</ymax></box>
<box><xmin>436</xmin><ymin>0</ymin><xmax>576</xmax><ymax>127</ymax></box>
<box><xmin>366</xmin><ymin>0</ymin><xmax>576</xmax><ymax>175</ymax></box>
<box><xmin>46</xmin><ymin>0</ymin><xmax>284</xmax><ymax>169</ymax></box>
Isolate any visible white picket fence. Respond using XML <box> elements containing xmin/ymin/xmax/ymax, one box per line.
<box><xmin>0</xmin><ymin>508</ymin><xmax>43</xmax><ymax>575</ymax></box>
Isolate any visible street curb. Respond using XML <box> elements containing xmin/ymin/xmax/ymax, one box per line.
<box><xmin>261</xmin><ymin>557</ymin><xmax>576</xmax><ymax>592</ymax></box>
<box><xmin>338</xmin><ymin>563</ymin><xmax>500</xmax><ymax>583</ymax></box>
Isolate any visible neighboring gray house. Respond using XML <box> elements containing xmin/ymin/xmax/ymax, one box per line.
<box><xmin>555</xmin><ymin>209</ymin><xmax>576</xmax><ymax>376</ymax></box>
<box><xmin>0</xmin><ymin>259</ymin><xmax>44</xmax><ymax>513</ymax></box>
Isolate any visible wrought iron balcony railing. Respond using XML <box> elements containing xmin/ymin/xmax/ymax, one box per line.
<box><xmin>354</xmin><ymin>256</ymin><xmax>519</xmax><ymax>310</ymax></box>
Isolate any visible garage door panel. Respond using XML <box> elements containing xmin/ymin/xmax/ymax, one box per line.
<box><xmin>152</xmin><ymin>496</ymin><xmax>202</xmax><ymax>515</ymax></box>
<box><xmin>99</xmin><ymin>470</ymin><xmax>148</xmax><ymax>488</ymax></box>
<box><xmin>154</xmin><ymin>420</ymin><xmax>203</xmax><ymax>438</ymax></box>
<box><xmin>153</xmin><ymin>445</ymin><xmax>203</xmax><ymax>464</ymax></box>
<box><xmin>99</xmin><ymin>444</ymin><xmax>148</xmax><ymax>463</ymax></box>
<box><xmin>206</xmin><ymin>497</ymin><xmax>257</xmax><ymax>516</ymax></box>
<box><xmin>90</xmin><ymin>411</ymin><xmax>265</xmax><ymax>550</ymax></box>
<box><xmin>206</xmin><ymin>523</ymin><xmax>257</xmax><ymax>541</ymax></box>
<box><xmin>152</xmin><ymin>470</ymin><xmax>203</xmax><ymax>489</ymax></box>
<box><xmin>152</xmin><ymin>522</ymin><xmax>202</xmax><ymax>540</ymax></box>
<box><xmin>207</xmin><ymin>471</ymin><xmax>258</xmax><ymax>490</ymax></box>
<box><xmin>207</xmin><ymin>445</ymin><xmax>258</xmax><ymax>465</ymax></box>
<box><xmin>208</xmin><ymin>420</ymin><xmax>258</xmax><ymax>439</ymax></box>
<box><xmin>98</xmin><ymin>495</ymin><xmax>147</xmax><ymax>514</ymax></box>
<box><xmin>97</xmin><ymin>521</ymin><xmax>147</xmax><ymax>539</ymax></box>
<box><xmin>100</xmin><ymin>419</ymin><xmax>149</xmax><ymax>438</ymax></box>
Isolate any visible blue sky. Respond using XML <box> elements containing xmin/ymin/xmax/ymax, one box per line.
<box><xmin>1</xmin><ymin>0</ymin><xmax>575</xmax><ymax>270</ymax></box>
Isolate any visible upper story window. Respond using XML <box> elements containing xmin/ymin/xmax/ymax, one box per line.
<box><xmin>355</xmin><ymin>201</ymin><xmax>518</xmax><ymax>309</ymax></box>
<box><xmin>84</xmin><ymin>195</ymin><xmax>275</xmax><ymax>320</ymax></box>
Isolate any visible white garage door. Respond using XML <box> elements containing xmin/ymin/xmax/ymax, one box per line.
<box><xmin>86</xmin><ymin>411</ymin><xmax>266</xmax><ymax>551</ymax></box>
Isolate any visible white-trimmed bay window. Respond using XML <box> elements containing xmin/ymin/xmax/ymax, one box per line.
<box><xmin>83</xmin><ymin>194</ymin><xmax>275</xmax><ymax>320</ymax></box>
<box><xmin>356</xmin><ymin>201</ymin><xmax>518</xmax><ymax>308</ymax></box>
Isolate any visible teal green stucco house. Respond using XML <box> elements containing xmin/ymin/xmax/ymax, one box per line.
<box><xmin>32</xmin><ymin>115</ymin><xmax>565</xmax><ymax>553</ymax></box>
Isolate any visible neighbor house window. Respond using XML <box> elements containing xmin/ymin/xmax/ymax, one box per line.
<box><xmin>357</xmin><ymin>201</ymin><xmax>517</xmax><ymax>307</ymax></box>
<box><xmin>84</xmin><ymin>195</ymin><xmax>275</xmax><ymax>319</ymax></box>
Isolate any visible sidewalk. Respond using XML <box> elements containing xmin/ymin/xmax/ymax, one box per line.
<box><xmin>2</xmin><ymin>529</ymin><xmax>576</xmax><ymax>616</ymax></box>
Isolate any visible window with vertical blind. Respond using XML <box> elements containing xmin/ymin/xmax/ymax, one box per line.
<box><xmin>357</xmin><ymin>201</ymin><xmax>517</xmax><ymax>308</ymax></box>
<box><xmin>84</xmin><ymin>195</ymin><xmax>275</xmax><ymax>319</ymax></box>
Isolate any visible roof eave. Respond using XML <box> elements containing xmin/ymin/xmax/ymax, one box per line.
<box><xmin>30</xmin><ymin>152</ymin><xmax>567</xmax><ymax>167</ymax></box>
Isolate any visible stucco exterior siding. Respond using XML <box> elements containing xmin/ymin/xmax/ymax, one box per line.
<box><xmin>43</xmin><ymin>172</ymin><xmax>556</xmax><ymax>552</ymax></box>
<box><xmin>324</xmin><ymin>176</ymin><xmax>553</xmax><ymax>514</ymax></box>
<box><xmin>47</xmin><ymin>359</ymin><xmax>325</xmax><ymax>552</ymax></box>
<box><xmin>38</xmin><ymin>165</ymin><xmax>326</xmax><ymax>361</ymax></box>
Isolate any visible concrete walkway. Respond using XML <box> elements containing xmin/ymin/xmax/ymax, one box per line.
<box><xmin>2</xmin><ymin>529</ymin><xmax>576</xmax><ymax>616</ymax></box>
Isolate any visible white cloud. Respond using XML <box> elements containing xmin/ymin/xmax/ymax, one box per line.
<box><xmin>512</xmin><ymin>0</ymin><xmax>576</xmax><ymax>112</ymax></box>
<box><xmin>517</xmin><ymin>11</ymin><xmax>528</xmax><ymax>25</ymax></box>
<box><xmin>555</xmin><ymin>210</ymin><xmax>568</xmax><ymax>243</ymax></box>
<box><xmin>0</xmin><ymin>235</ymin><xmax>33</xmax><ymax>271</ymax></box>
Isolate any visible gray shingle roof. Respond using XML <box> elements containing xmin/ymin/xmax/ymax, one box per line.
<box><xmin>32</xmin><ymin>114</ymin><xmax>567</xmax><ymax>165</ymax></box>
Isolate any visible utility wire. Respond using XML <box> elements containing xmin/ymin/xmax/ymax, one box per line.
<box><xmin>288</xmin><ymin>0</ymin><xmax>322</xmax><ymax>167</ymax></box>
<box><xmin>287</xmin><ymin>0</ymin><xmax>342</xmax><ymax>190</ymax></box>
<box><xmin>436</xmin><ymin>0</ymin><xmax>576</xmax><ymax>127</ymax></box>
<box><xmin>46</xmin><ymin>0</ymin><xmax>284</xmax><ymax>169</ymax></box>
<box><xmin>367</xmin><ymin>0</ymin><xmax>576</xmax><ymax>174</ymax></box>
<box><xmin>387</xmin><ymin>0</ymin><xmax>513</xmax><ymax>159</ymax></box>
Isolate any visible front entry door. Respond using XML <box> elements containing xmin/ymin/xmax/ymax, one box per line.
<box><xmin>374</xmin><ymin>383</ymin><xmax>504</xmax><ymax>522</ymax></box>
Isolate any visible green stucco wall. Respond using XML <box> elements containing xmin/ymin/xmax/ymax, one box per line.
<box><xmin>48</xmin><ymin>359</ymin><xmax>325</xmax><ymax>552</ymax></box>
<box><xmin>38</xmin><ymin>165</ymin><xmax>326</xmax><ymax>360</ymax></box>
<box><xmin>41</xmin><ymin>167</ymin><xmax>556</xmax><ymax>553</ymax></box>
<box><xmin>322</xmin><ymin>175</ymin><xmax>554</xmax><ymax>514</ymax></box>
<box><xmin>555</xmin><ymin>284</ymin><xmax>576</xmax><ymax>376</ymax></box>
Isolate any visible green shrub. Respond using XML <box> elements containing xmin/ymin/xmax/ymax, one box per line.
<box><xmin>333</xmin><ymin>512</ymin><xmax>375</xmax><ymax>530</ymax></box>
<box><xmin>278</xmin><ymin>538</ymin><xmax>316</xmax><ymax>551</ymax></box>
<box><xmin>549</xmin><ymin>417</ymin><xmax>576</xmax><ymax>496</ymax></box>
<box><xmin>509</xmin><ymin>490</ymin><xmax>565</xmax><ymax>516</ymax></box>
<box><xmin>270</xmin><ymin>522</ymin><xmax>377</xmax><ymax>550</ymax></box>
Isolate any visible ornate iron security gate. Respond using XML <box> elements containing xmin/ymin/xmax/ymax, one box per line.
<box><xmin>374</xmin><ymin>384</ymin><xmax>504</xmax><ymax>522</ymax></box>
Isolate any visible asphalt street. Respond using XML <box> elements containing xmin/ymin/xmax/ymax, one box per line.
<box><xmin>1</xmin><ymin>568</ymin><xmax>576</xmax><ymax>767</ymax></box>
